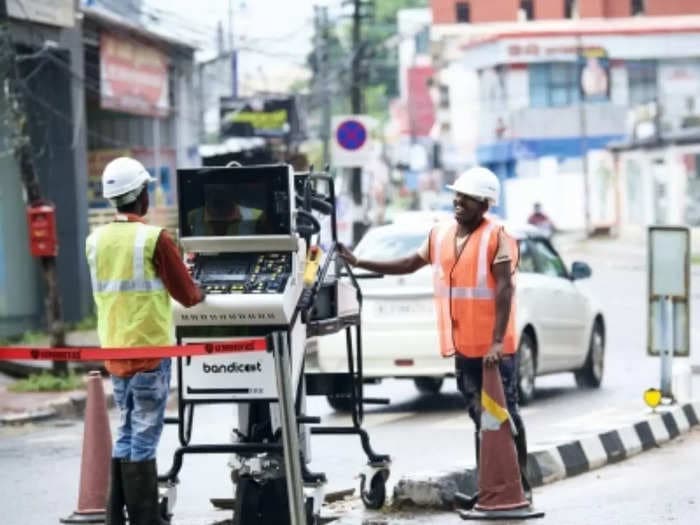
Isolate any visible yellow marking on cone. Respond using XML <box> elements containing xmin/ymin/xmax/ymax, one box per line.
<box><xmin>482</xmin><ymin>390</ymin><xmax>509</xmax><ymax>424</ymax></box>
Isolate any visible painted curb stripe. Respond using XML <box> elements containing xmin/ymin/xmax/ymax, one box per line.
<box><xmin>579</xmin><ymin>435</ymin><xmax>608</xmax><ymax>470</ymax></box>
<box><xmin>633</xmin><ymin>421</ymin><xmax>657</xmax><ymax>451</ymax></box>
<box><xmin>557</xmin><ymin>441</ymin><xmax>589</xmax><ymax>477</ymax></box>
<box><xmin>647</xmin><ymin>415</ymin><xmax>670</xmax><ymax>445</ymax></box>
<box><xmin>661</xmin><ymin>412</ymin><xmax>681</xmax><ymax>439</ymax></box>
<box><xmin>682</xmin><ymin>404</ymin><xmax>699</xmax><ymax>426</ymax></box>
<box><xmin>599</xmin><ymin>430</ymin><xmax>627</xmax><ymax>464</ymax></box>
<box><xmin>616</xmin><ymin>425</ymin><xmax>643</xmax><ymax>457</ymax></box>
<box><xmin>392</xmin><ymin>402</ymin><xmax>700</xmax><ymax>509</ymax></box>
<box><xmin>671</xmin><ymin>406</ymin><xmax>690</xmax><ymax>433</ymax></box>
<box><xmin>526</xmin><ymin>453</ymin><xmax>544</xmax><ymax>488</ymax></box>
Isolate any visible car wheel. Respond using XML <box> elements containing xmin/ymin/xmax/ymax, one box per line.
<box><xmin>414</xmin><ymin>377</ymin><xmax>444</xmax><ymax>395</ymax></box>
<box><xmin>326</xmin><ymin>394</ymin><xmax>353</xmax><ymax>412</ymax></box>
<box><xmin>575</xmin><ymin>321</ymin><xmax>605</xmax><ymax>388</ymax></box>
<box><xmin>517</xmin><ymin>332</ymin><xmax>537</xmax><ymax>405</ymax></box>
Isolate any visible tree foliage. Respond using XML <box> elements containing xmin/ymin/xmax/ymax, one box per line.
<box><xmin>308</xmin><ymin>0</ymin><xmax>428</xmax><ymax>118</ymax></box>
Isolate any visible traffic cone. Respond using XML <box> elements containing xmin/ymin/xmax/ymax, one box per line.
<box><xmin>61</xmin><ymin>371</ymin><xmax>113</xmax><ymax>523</ymax></box>
<box><xmin>459</xmin><ymin>365</ymin><xmax>544</xmax><ymax>521</ymax></box>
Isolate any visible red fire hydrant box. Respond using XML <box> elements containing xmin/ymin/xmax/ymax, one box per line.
<box><xmin>27</xmin><ymin>204</ymin><xmax>58</xmax><ymax>257</ymax></box>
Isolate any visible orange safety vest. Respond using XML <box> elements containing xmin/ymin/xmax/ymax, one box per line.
<box><xmin>429</xmin><ymin>218</ymin><xmax>517</xmax><ymax>359</ymax></box>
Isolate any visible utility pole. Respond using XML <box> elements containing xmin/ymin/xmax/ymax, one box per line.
<box><xmin>314</xmin><ymin>5</ymin><xmax>331</xmax><ymax>168</ymax></box>
<box><xmin>0</xmin><ymin>23</ymin><xmax>67</xmax><ymax>375</ymax></box>
<box><xmin>349</xmin><ymin>0</ymin><xmax>371</xmax><ymax>245</ymax></box>
<box><xmin>228</xmin><ymin>0</ymin><xmax>238</xmax><ymax>98</ymax></box>
<box><xmin>576</xmin><ymin>32</ymin><xmax>592</xmax><ymax>236</ymax></box>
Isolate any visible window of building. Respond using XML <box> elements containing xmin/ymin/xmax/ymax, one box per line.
<box><xmin>564</xmin><ymin>0</ymin><xmax>578</xmax><ymax>19</ymax></box>
<box><xmin>519</xmin><ymin>1</ymin><xmax>534</xmax><ymax>21</ymax></box>
<box><xmin>456</xmin><ymin>2</ymin><xmax>470</xmax><ymax>23</ymax></box>
<box><xmin>529</xmin><ymin>63</ymin><xmax>580</xmax><ymax>108</ymax></box>
<box><xmin>627</xmin><ymin>60</ymin><xmax>657</xmax><ymax>105</ymax></box>
<box><xmin>631</xmin><ymin>0</ymin><xmax>645</xmax><ymax>16</ymax></box>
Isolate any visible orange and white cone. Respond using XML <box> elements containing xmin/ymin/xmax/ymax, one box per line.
<box><xmin>460</xmin><ymin>365</ymin><xmax>544</xmax><ymax>521</ymax></box>
<box><xmin>61</xmin><ymin>371</ymin><xmax>113</xmax><ymax>523</ymax></box>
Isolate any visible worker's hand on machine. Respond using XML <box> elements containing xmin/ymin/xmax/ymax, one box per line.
<box><xmin>196</xmin><ymin>282</ymin><xmax>207</xmax><ymax>303</ymax></box>
<box><xmin>337</xmin><ymin>244</ymin><xmax>358</xmax><ymax>267</ymax></box>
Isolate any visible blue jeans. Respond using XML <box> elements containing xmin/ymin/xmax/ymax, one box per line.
<box><xmin>111</xmin><ymin>359</ymin><xmax>171</xmax><ymax>461</ymax></box>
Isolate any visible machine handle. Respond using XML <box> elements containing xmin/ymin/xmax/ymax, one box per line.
<box><xmin>338</xmin><ymin>272</ymin><xmax>384</xmax><ymax>279</ymax></box>
<box><xmin>295</xmin><ymin>210</ymin><xmax>321</xmax><ymax>236</ymax></box>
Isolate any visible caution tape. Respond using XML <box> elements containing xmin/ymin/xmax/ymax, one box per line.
<box><xmin>0</xmin><ymin>338</ymin><xmax>268</xmax><ymax>361</ymax></box>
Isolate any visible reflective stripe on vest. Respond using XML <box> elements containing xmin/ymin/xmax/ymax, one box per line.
<box><xmin>430</xmin><ymin>221</ymin><xmax>496</xmax><ymax>302</ymax></box>
<box><xmin>86</xmin><ymin>225</ymin><xmax>165</xmax><ymax>294</ymax></box>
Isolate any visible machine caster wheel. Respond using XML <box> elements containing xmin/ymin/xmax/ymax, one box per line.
<box><xmin>360</xmin><ymin>470</ymin><xmax>388</xmax><ymax>510</ymax></box>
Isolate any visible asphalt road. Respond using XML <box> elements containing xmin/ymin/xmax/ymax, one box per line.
<box><xmin>0</xmin><ymin>241</ymin><xmax>698</xmax><ymax>524</ymax></box>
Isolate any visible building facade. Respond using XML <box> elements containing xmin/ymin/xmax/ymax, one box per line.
<box><xmin>0</xmin><ymin>1</ymin><xmax>200</xmax><ymax>338</ymax></box>
<box><xmin>431</xmin><ymin>0</ymin><xmax>700</xmax><ymax>25</ymax></box>
<box><xmin>430</xmin><ymin>1</ymin><xmax>700</xmax><ymax>226</ymax></box>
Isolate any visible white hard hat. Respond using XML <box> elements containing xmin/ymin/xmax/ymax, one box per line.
<box><xmin>102</xmin><ymin>157</ymin><xmax>154</xmax><ymax>203</ymax></box>
<box><xmin>446</xmin><ymin>166</ymin><xmax>500</xmax><ymax>205</ymax></box>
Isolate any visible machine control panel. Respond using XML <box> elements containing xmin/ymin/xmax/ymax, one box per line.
<box><xmin>191</xmin><ymin>253</ymin><xmax>291</xmax><ymax>295</ymax></box>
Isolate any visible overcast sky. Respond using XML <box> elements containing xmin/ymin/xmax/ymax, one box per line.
<box><xmin>146</xmin><ymin>0</ymin><xmax>343</xmax><ymax>67</ymax></box>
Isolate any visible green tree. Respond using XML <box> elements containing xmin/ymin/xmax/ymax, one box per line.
<box><xmin>362</xmin><ymin>0</ymin><xmax>428</xmax><ymax>114</ymax></box>
<box><xmin>307</xmin><ymin>0</ymin><xmax>428</xmax><ymax>119</ymax></box>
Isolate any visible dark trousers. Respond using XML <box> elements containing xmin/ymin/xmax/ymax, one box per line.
<box><xmin>455</xmin><ymin>354</ymin><xmax>530</xmax><ymax>491</ymax></box>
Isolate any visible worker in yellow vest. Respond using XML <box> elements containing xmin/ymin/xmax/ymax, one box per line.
<box><xmin>86</xmin><ymin>157</ymin><xmax>204</xmax><ymax>525</ymax></box>
<box><xmin>338</xmin><ymin>166</ymin><xmax>531</xmax><ymax>505</ymax></box>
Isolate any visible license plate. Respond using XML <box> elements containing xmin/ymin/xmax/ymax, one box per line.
<box><xmin>372</xmin><ymin>300</ymin><xmax>433</xmax><ymax>316</ymax></box>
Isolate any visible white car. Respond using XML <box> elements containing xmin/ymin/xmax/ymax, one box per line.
<box><xmin>313</xmin><ymin>219</ymin><xmax>605</xmax><ymax>410</ymax></box>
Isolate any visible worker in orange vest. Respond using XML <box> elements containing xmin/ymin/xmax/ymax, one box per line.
<box><xmin>338</xmin><ymin>166</ymin><xmax>531</xmax><ymax>504</ymax></box>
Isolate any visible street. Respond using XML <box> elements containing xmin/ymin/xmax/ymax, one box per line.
<box><xmin>3</xmin><ymin>1</ymin><xmax>700</xmax><ymax>524</ymax></box>
<box><xmin>1</xmin><ymin>244</ymin><xmax>698</xmax><ymax>524</ymax></box>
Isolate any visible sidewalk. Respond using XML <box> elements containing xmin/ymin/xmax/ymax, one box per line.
<box><xmin>0</xmin><ymin>330</ymin><xmax>108</xmax><ymax>425</ymax></box>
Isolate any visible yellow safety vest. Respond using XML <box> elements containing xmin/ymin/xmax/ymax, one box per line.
<box><xmin>85</xmin><ymin>222</ymin><xmax>172</xmax><ymax>349</ymax></box>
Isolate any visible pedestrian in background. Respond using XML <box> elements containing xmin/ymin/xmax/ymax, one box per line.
<box><xmin>86</xmin><ymin>157</ymin><xmax>204</xmax><ymax>524</ymax></box>
<box><xmin>527</xmin><ymin>202</ymin><xmax>556</xmax><ymax>238</ymax></box>
<box><xmin>338</xmin><ymin>166</ymin><xmax>532</xmax><ymax>504</ymax></box>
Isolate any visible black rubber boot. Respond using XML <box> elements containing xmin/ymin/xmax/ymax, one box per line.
<box><xmin>121</xmin><ymin>459</ymin><xmax>169</xmax><ymax>525</ymax></box>
<box><xmin>514</xmin><ymin>425</ymin><xmax>533</xmax><ymax>503</ymax></box>
<box><xmin>106</xmin><ymin>458</ymin><xmax>126</xmax><ymax>525</ymax></box>
<box><xmin>454</xmin><ymin>431</ymin><xmax>481</xmax><ymax>510</ymax></box>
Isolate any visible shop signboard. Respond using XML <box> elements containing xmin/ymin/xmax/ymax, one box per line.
<box><xmin>100</xmin><ymin>32</ymin><xmax>169</xmax><ymax>117</ymax></box>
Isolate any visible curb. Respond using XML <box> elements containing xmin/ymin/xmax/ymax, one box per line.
<box><xmin>391</xmin><ymin>401</ymin><xmax>700</xmax><ymax>509</ymax></box>
<box><xmin>0</xmin><ymin>388</ymin><xmax>117</xmax><ymax>426</ymax></box>
<box><xmin>0</xmin><ymin>382</ymin><xmax>180</xmax><ymax>426</ymax></box>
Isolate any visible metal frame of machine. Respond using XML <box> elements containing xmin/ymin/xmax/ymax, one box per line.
<box><xmin>158</xmin><ymin>164</ymin><xmax>390</xmax><ymax>524</ymax></box>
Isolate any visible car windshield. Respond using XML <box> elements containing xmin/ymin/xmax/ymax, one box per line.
<box><xmin>354</xmin><ymin>228</ymin><xmax>427</xmax><ymax>261</ymax></box>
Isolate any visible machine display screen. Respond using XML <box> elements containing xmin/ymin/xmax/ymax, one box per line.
<box><xmin>177</xmin><ymin>165</ymin><xmax>292</xmax><ymax>237</ymax></box>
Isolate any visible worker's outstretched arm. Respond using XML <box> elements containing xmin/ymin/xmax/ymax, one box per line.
<box><xmin>337</xmin><ymin>244</ymin><xmax>427</xmax><ymax>275</ymax></box>
<box><xmin>492</xmin><ymin>260</ymin><xmax>514</xmax><ymax>344</ymax></box>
